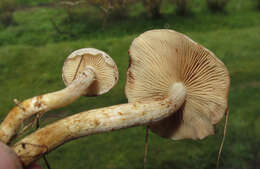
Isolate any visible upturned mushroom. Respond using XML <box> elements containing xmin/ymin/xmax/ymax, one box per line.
<box><xmin>125</xmin><ymin>29</ymin><xmax>230</xmax><ymax>168</ymax></box>
<box><xmin>0</xmin><ymin>48</ymin><xmax>118</xmax><ymax>144</ymax></box>
<box><xmin>125</xmin><ymin>29</ymin><xmax>230</xmax><ymax>140</ymax></box>
<box><xmin>10</xmin><ymin>29</ymin><xmax>229</xmax><ymax>167</ymax></box>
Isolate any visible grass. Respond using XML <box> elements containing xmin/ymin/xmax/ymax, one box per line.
<box><xmin>0</xmin><ymin>0</ymin><xmax>259</xmax><ymax>46</ymax></box>
<box><xmin>0</xmin><ymin>0</ymin><xmax>260</xmax><ymax>169</ymax></box>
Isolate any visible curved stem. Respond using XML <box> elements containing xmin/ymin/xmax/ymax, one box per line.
<box><xmin>12</xmin><ymin>83</ymin><xmax>186</xmax><ymax>166</ymax></box>
<box><xmin>144</xmin><ymin>126</ymin><xmax>149</xmax><ymax>169</ymax></box>
<box><xmin>0</xmin><ymin>68</ymin><xmax>95</xmax><ymax>144</ymax></box>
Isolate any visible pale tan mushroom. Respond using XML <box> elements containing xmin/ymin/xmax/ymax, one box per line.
<box><xmin>9</xmin><ymin>29</ymin><xmax>229</xmax><ymax>167</ymax></box>
<box><xmin>62</xmin><ymin>48</ymin><xmax>118</xmax><ymax>96</ymax></box>
<box><xmin>0</xmin><ymin>48</ymin><xmax>118</xmax><ymax>144</ymax></box>
<box><xmin>125</xmin><ymin>29</ymin><xmax>230</xmax><ymax>140</ymax></box>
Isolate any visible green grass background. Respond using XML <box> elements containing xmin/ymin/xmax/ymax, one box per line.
<box><xmin>0</xmin><ymin>0</ymin><xmax>260</xmax><ymax>169</ymax></box>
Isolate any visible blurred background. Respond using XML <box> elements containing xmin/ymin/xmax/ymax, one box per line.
<box><xmin>0</xmin><ymin>0</ymin><xmax>260</xmax><ymax>169</ymax></box>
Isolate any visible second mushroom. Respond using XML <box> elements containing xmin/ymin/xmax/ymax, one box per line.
<box><xmin>0</xmin><ymin>48</ymin><xmax>118</xmax><ymax>144</ymax></box>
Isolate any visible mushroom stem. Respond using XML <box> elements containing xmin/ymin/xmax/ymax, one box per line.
<box><xmin>13</xmin><ymin>83</ymin><xmax>186</xmax><ymax>166</ymax></box>
<box><xmin>0</xmin><ymin>68</ymin><xmax>95</xmax><ymax>144</ymax></box>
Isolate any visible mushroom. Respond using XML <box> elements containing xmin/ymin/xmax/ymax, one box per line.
<box><xmin>0</xmin><ymin>48</ymin><xmax>118</xmax><ymax>144</ymax></box>
<box><xmin>62</xmin><ymin>48</ymin><xmax>119</xmax><ymax>96</ymax></box>
<box><xmin>125</xmin><ymin>29</ymin><xmax>230</xmax><ymax>140</ymax></box>
<box><xmin>10</xmin><ymin>29</ymin><xmax>229</xmax><ymax>167</ymax></box>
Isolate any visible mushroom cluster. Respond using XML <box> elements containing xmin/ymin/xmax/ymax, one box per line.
<box><xmin>0</xmin><ymin>29</ymin><xmax>230</xmax><ymax>168</ymax></box>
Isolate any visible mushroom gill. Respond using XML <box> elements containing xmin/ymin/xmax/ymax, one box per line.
<box><xmin>125</xmin><ymin>29</ymin><xmax>230</xmax><ymax>140</ymax></box>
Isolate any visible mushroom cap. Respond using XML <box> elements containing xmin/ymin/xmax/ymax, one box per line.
<box><xmin>62</xmin><ymin>48</ymin><xmax>118</xmax><ymax>96</ymax></box>
<box><xmin>125</xmin><ymin>29</ymin><xmax>230</xmax><ymax>140</ymax></box>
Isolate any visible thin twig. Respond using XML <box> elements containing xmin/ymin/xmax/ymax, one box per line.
<box><xmin>144</xmin><ymin>126</ymin><xmax>149</xmax><ymax>169</ymax></box>
<box><xmin>18</xmin><ymin>121</ymin><xmax>35</xmax><ymax>136</ymax></box>
<box><xmin>36</xmin><ymin>114</ymin><xmax>40</xmax><ymax>129</ymax></box>
<box><xmin>34</xmin><ymin>115</ymin><xmax>52</xmax><ymax>169</ymax></box>
<box><xmin>217</xmin><ymin>110</ymin><xmax>229</xmax><ymax>169</ymax></box>
<box><xmin>43</xmin><ymin>155</ymin><xmax>52</xmax><ymax>169</ymax></box>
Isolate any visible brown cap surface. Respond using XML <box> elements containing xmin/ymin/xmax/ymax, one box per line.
<box><xmin>125</xmin><ymin>29</ymin><xmax>230</xmax><ymax>140</ymax></box>
<box><xmin>62</xmin><ymin>48</ymin><xmax>118</xmax><ymax>96</ymax></box>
